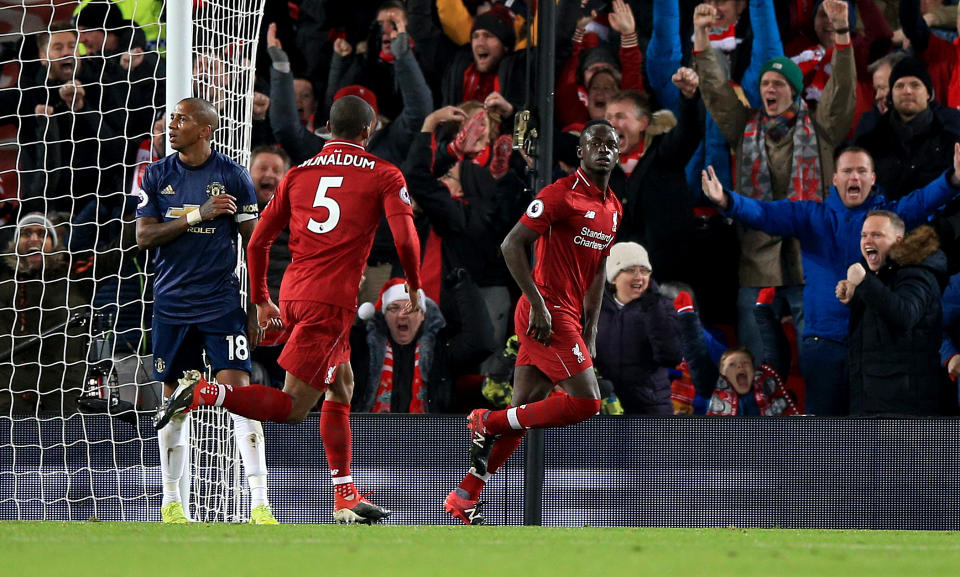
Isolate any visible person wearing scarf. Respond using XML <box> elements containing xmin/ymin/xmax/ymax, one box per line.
<box><xmin>356</xmin><ymin>279</ymin><xmax>436</xmax><ymax>414</ymax></box>
<box><xmin>675</xmin><ymin>288</ymin><xmax>799</xmax><ymax>417</ymax></box>
<box><xmin>693</xmin><ymin>0</ymin><xmax>856</xmax><ymax>363</ymax></box>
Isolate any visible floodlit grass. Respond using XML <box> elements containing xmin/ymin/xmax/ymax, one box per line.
<box><xmin>2</xmin><ymin>522</ymin><xmax>959</xmax><ymax>577</ymax></box>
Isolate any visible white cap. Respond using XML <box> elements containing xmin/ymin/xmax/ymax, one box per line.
<box><xmin>605</xmin><ymin>241</ymin><xmax>651</xmax><ymax>283</ymax></box>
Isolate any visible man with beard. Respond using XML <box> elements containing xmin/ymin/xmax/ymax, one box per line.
<box><xmin>19</xmin><ymin>22</ymin><xmax>124</xmax><ymax>212</ymax></box>
<box><xmin>0</xmin><ymin>213</ymin><xmax>86</xmax><ymax>416</ymax></box>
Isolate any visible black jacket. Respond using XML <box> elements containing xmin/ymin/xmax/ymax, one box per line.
<box><xmin>608</xmin><ymin>94</ymin><xmax>704</xmax><ymax>285</ymax></box>
<box><xmin>847</xmin><ymin>226</ymin><xmax>948</xmax><ymax>416</ymax></box>
<box><xmin>594</xmin><ymin>282</ymin><xmax>682</xmax><ymax>415</ymax></box>
<box><xmin>854</xmin><ymin>102</ymin><xmax>960</xmax><ymax>201</ymax></box>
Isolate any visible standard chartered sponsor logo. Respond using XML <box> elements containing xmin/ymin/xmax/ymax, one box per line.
<box><xmin>574</xmin><ymin>226</ymin><xmax>613</xmax><ymax>250</ymax></box>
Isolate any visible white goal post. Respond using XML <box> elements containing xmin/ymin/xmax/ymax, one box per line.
<box><xmin>0</xmin><ymin>0</ymin><xmax>266</xmax><ymax>522</ymax></box>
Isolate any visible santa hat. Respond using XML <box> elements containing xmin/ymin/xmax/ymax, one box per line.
<box><xmin>358</xmin><ymin>278</ymin><xmax>425</xmax><ymax>321</ymax></box>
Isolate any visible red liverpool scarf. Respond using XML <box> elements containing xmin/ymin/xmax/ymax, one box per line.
<box><xmin>372</xmin><ymin>342</ymin><xmax>426</xmax><ymax>413</ymax></box>
<box><xmin>462</xmin><ymin>62</ymin><xmax>501</xmax><ymax>103</ymax></box>
<box><xmin>707</xmin><ymin>363</ymin><xmax>800</xmax><ymax>416</ymax></box>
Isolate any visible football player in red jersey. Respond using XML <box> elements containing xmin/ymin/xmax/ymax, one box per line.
<box><xmin>154</xmin><ymin>95</ymin><xmax>422</xmax><ymax>524</ymax></box>
<box><xmin>445</xmin><ymin>119</ymin><xmax>623</xmax><ymax>525</ymax></box>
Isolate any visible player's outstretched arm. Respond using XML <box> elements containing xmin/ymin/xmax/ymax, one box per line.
<box><xmin>502</xmin><ymin>221</ymin><xmax>552</xmax><ymax>345</ymax></box>
<box><xmin>135</xmin><ymin>194</ymin><xmax>238</xmax><ymax>249</ymax></box>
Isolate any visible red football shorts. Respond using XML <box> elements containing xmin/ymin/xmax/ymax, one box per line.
<box><xmin>278</xmin><ymin>300</ymin><xmax>354</xmax><ymax>391</ymax></box>
<box><xmin>514</xmin><ymin>295</ymin><xmax>593</xmax><ymax>383</ymax></box>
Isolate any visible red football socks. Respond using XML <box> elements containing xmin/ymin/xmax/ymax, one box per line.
<box><xmin>198</xmin><ymin>381</ymin><xmax>293</xmax><ymax>423</ymax></box>
<box><xmin>483</xmin><ymin>394</ymin><xmax>601</xmax><ymax>434</ymax></box>
<box><xmin>320</xmin><ymin>400</ymin><xmax>353</xmax><ymax>481</ymax></box>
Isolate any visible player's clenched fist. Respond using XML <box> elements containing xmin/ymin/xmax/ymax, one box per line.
<box><xmin>672</xmin><ymin>67</ymin><xmax>700</xmax><ymax>99</ymax></box>
<box><xmin>200</xmin><ymin>193</ymin><xmax>237</xmax><ymax>220</ymax></box>
<box><xmin>693</xmin><ymin>4</ymin><xmax>718</xmax><ymax>31</ymax></box>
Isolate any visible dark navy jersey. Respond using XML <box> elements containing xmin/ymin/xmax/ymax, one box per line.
<box><xmin>136</xmin><ymin>150</ymin><xmax>258</xmax><ymax>323</ymax></box>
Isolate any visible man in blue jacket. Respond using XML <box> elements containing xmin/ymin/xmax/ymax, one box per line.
<box><xmin>701</xmin><ymin>143</ymin><xmax>960</xmax><ymax>415</ymax></box>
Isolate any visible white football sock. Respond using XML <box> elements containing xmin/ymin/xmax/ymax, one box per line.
<box><xmin>231</xmin><ymin>413</ymin><xmax>269</xmax><ymax>508</ymax></box>
<box><xmin>158</xmin><ymin>412</ymin><xmax>189</xmax><ymax>507</ymax></box>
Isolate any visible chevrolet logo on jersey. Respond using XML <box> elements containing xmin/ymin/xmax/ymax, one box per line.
<box><xmin>206</xmin><ymin>181</ymin><xmax>226</xmax><ymax>197</ymax></box>
<box><xmin>161</xmin><ymin>185</ymin><xmax>175</xmax><ymax>195</ymax></box>
<box><xmin>165</xmin><ymin>204</ymin><xmax>201</xmax><ymax>219</ymax></box>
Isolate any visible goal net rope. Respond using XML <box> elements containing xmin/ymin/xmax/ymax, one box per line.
<box><xmin>0</xmin><ymin>0</ymin><xmax>265</xmax><ymax>522</ymax></box>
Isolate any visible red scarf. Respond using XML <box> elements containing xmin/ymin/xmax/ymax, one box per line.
<box><xmin>792</xmin><ymin>45</ymin><xmax>832</xmax><ymax>103</ymax></box>
<box><xmin>373</xmin><ymin>342</ymin><xmax>426</xmax><ymax>413</ymax></box>
<box><xmin>951</xmin><ymin>38</ymin><xmax>960</xmax><ymax>110</ymax></box>
<box><xmin>379</xmin><ymin>36</ymin><xmax>413</xmax><ymax>64</ymax></box>
<box><xmin>707</xmin><ymin>363</ymin><xmax>800</xmax><ymax>416</ymax></box>
<box><xmin>708</xmin><ymin>24</ymin><xmax>739</xmax><ymax>53</ymax></box>
<box><xmin>462</xmin><ymin>62</ymin><xmax>500</xmax><ymax>103</ymax></box>
<box><xmin>619</xmin><ymin>138</ymin><xmax>645</xmax><ymax>177</ymax></box>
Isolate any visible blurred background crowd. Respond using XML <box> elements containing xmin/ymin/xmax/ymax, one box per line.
<box><xmin>2</xmin><ymin>0</ymin><xmax>960</xmax><ymax>419</ymax></box>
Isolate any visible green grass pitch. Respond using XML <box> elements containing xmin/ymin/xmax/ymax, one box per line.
<box><xmin>3</xmin><ymin>522</ymin><xmax>959</xmax><ymax>576</ymax></box>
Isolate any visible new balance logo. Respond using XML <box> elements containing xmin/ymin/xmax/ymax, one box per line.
<box><xmin>161</xmin><ymin>185</ymin><xmax>175</xmax><ymax>195</ymax></box>
<box><xmin>584</xmin><ymin>210</ymin><xmax>596</xmax><ymax>219</ymax></box>
<box><xmin>471</xmin><ymin>431</ymin><xmax>486</xmax><ymax>447</ymax></box>
<box><xmin>466</xmin><ymin>506</ymin><xmax>482</xmax><ymax>523</ymax></box>
<box><xmin>325</xmin><ymin>366</ymin><xmax>336</xmax><ymax>384</ymax></box>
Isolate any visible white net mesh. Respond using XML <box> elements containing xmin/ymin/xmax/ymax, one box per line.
<box><xmin>0</xmin><ymin>0</ymin><xmax>265</xmax><ymax>521</ymax></box>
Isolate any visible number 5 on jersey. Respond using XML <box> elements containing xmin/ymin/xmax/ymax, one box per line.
<box><xmin>308</xmin><ymin>176</ymin><xmax>343</xmax><ymax>234</ymax></box>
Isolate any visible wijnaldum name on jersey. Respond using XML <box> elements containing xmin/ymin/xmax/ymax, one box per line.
<box><xmin>300</xmin><ymin>153</ymin><xmax>376</xmax><ymax>170</ymax></box>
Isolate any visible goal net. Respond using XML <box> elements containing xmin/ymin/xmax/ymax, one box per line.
<box><xmin>0</xmin><ymin>0</ymin><xmax>265</xmax><ymax>522</ymax></box>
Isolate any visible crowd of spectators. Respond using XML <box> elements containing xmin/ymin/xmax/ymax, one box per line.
<box><xmin>5</xmin><ymin>0</ymin><xmax>960</xmax><ymax>418</ymax></box>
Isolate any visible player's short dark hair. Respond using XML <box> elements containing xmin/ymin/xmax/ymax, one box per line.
<box><xmin>580</xmin><ymin>119</ymin><xmax>615</xmax><ymax>144</ymax></box>
<box><xmin>329</xmin><ymin>95</ymin><xmax>376</xmax><ymax>141</ymax></box>
<box><xmin>251</xmin><ymin>144</ymin><xmax>290</xmax><ymax>170</ymax></box>
<box><xmin>582</xmin><ymin>119</ymin><xmax>614</xmax><ymax>134</ymax></box>
<box><xmin>180</xmin><ymin>97</ymin><xmax>219</xmax><ymax>135</ymax></box>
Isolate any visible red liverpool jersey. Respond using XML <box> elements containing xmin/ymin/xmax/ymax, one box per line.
<box><xmin>519</xmin><ymin>168</ymin><xmax>622</xmax><ymax>323</ymax></box>
<box><xmin>249</xmin><ymin>140</ymin><xmax>414</xmax><ymax>309</ymax></box>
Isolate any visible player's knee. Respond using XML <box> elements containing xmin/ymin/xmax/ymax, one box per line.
<box><xmin>285</xmin><ymin>403</ymin><xmax>311</xmax><ymax>424</ymax></box>
<box><xmin>565</xmin><ymin>396</ymin><xmax>602</xmax><ymax>423</ymax></box>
